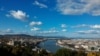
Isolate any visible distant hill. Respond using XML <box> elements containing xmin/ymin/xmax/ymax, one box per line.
<box><xmin>0</xmin><ymin>34</ymin><xmax>68</xmax><ymax>39</ymax></box>
<box><xmin>0</xmin><ymin>34</ymin><xmax>35</xmax><ymax>39</ymax></box>
<box><xmin>4</xmin><ymin>34</ymin><xmax>32</xmax><ymax>37</ymax></box>
<box><xmin>0</xmin><ymin>35</ymin><xmax>2</xmax><ymax>37</ymax></box>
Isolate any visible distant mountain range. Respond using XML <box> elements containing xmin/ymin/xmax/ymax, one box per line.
<box><xmin>0</xmin><ymin>34</ymin><xmax>67</xmax><ymax>39</ymax></box>
<box><xmin>1</xmin><ymin>34</ymin><xmax>100</xmax><ymax>39</ymax></box>
<box><xmin>0</xmin><ymin>34</ymin><xmax>35</xmax><ymax>38</ymax></box>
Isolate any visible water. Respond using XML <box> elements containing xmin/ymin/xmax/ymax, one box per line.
<box><xmin>39</xmin><ymin>40</ymin><xmax>61</xmax><ymax>53</ymax></box>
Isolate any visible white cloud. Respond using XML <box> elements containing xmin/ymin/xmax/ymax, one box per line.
<box><xmin>7</xmin><ymin>10</ymin><xmax>29</xmax><ymax>20</ymax></box>
<box><xmin>0</xmin><ymin>29</ymin><xmax>13</xmax><ymax>33</ymax></box>
<box><xmin>62</xmin><ymin>29</ymin><xmax>67</xmax><ymax>32</ymax></box>
<box><xmin>39</xmin><ymin>28</ymin><xmax>59</xmax><ymax>34</ymax></box>
<box><xmin>33</xmin><ymin>1</ymin><xmax>48</xmax><ymax>8</ymax></box>
<box><xmin>72</xmin><ymin>24</ymin><xmax>88</xmax><ymax>28</ymax></box>
<box><xmin>30</xmin><ymin>21</ymin><xmax>42</xmax><ymax>26</ymax></box>
<box><xmin>6</xmin><ymin>29</ymin><xmax>13</xmax><ymax>33</ymax></box>
<box><xmin>40</xmin><ymin>30</ymin><xmax>59</xmax><ymax>34</ymax></box>
<box><xmin>31</xmin><ymin>27</ymin><xmax>40</xmax><ymax>31</ymax></box>
<box><xmin>77</xmin><ymin>30</ymin><xmax>100</xmax><ymax>34</ymax></box>
<box><xmin>90</xmin><ymin>25</ymin><xmax>100</xmax><ymax>29</ymax></box>
<box><xmin>57</xmin><ymin>0</ymin><xmax>100</xmax><ymax>16</ymax></box>
<box><xmin>49</xmin><ymin>30</ymin><xmax>59</xmax><ymax>33</ymax></box>
<box><xmin>61</xmin><ymin>24</ymin><xmax>67</xmax><ymax>28</ymax></box>
<box><xmin>72</xmin><ymin>24</ymin><xmax>100</xmax><ymax>28</ymax></box>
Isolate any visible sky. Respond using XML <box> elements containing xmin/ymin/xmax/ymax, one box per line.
<box><xmin>1</xmin><ymin>0</ymin><xmax>100</xmax><ymax>38</ymax></box>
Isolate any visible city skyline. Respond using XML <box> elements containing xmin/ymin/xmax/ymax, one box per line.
<box><xmin>1</xmin><ymin>0</ymin><xmax>100</xmax><ymax>37</ymax></box>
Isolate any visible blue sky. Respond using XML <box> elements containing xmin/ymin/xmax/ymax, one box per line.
<box><xmin>1</xmin><ymin>0</ymin><xmax>100</xmax><ymax>38</ymax></box>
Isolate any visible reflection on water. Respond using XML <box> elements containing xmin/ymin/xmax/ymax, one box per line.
<box><xmin>39</xmin><ymin>40</ymin><xmax>61</xmax><ymax>53</ymax></box>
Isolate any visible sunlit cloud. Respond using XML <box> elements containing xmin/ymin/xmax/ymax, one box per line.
<box><xmin>57</xmin><ymin>0</ymin><xmax>100</xmax><ymax>16</ymax></box>
<box><xmin>62</xmin><ymin>29</ymin><xmax>67</xmax><ymax>32</ymax></box>
<box><xmin>6</xmin><ymin>10</ymin><xmax>29</xmax><ymax>20</ymax></box>
<box><xmin>61</xmin><ymin>24</ymin><xmax>67</xmax><ymax>28</ymax></box>
<box><xmin>76</xmin><ymin>30</ymin><xmax>100</xmax><ymax>34</ymax></box>
<box><xmin>30</xmin><ymin>21</ymin><xmax>42</xmax><ymax>26</ymax></box>
<box><xmin>31</xmin><ymin>27</ymin><xmax>40</xmax><ymax>31</ymax></box>
<box><xmin>33</xmin><ymin>1</ymin><xmax>48</xmax><ymax>8</ymax></box>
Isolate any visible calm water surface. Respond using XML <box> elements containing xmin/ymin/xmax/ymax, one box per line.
<box><xmin>39</xmin><ymin>40</ymin><xmax>61</xmax><ymax>53</ymax></box>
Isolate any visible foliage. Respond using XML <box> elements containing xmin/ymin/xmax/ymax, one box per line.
<box><xmin>54</xmin><ymin>48</ymin><xmax>86</xmax><ymax>56</ymax></box>
<box><xmin>0</xmin><ymin>45</ymin><xmax>99</xmax><ymax>56</ymax></box>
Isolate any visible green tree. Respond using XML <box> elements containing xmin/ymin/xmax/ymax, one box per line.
<box><xmin>39</xmin><ymin>49</ymin><xmax>48</xmax><ymax>56</ymax></box>
<box><xmin>54</xmin><ymin>48</ymin><xmax>72</xmax><ymax>56</ymax></box>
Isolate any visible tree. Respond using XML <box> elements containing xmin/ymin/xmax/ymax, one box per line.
<box><xmin>54</xmin><ymin>48</ymin><xmax>72</xmax><ymax>56</ymax></box>
<box><xmin>38</xmin><ymin>49</ymin><xmax>48</xmax><ymax>56</ymax></box>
